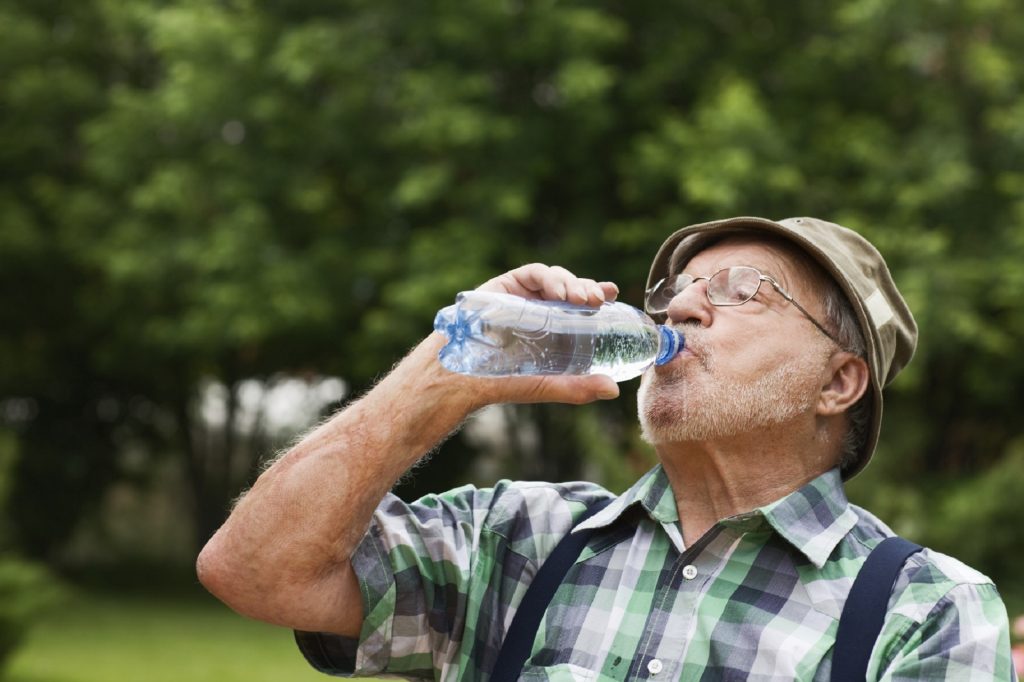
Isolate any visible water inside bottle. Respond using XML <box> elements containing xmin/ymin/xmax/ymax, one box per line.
<box><xmin>434</xmin><ymin>291</ymin><xmax>675</xmax><ymax>381</ymax></box>
<box><xmin>472</xmin><ymin>322</ymin><xmax>661</xmax><ymax>381</ymax></box>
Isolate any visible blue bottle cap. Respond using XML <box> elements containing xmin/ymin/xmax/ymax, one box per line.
<box><xmin>654</xmin><ymin>326</ymin><xmax>684</xmax><ymax>366</ymax></box>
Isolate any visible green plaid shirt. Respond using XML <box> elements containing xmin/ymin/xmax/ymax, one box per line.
<box><xmin>295</xmin><ymin>466</ymin><xmax>1015</xmax><ymax>680</ymax></box>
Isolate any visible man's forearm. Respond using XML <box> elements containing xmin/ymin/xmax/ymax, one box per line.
<box><xmin>197</xmin><ymin>265</ymin><xmax>620</xmax><ymax>633</ymax></box>
<box><xmin>196</xmin><ymin>333</ymin><xmax>484</xmax><ymax>628</ymax></box>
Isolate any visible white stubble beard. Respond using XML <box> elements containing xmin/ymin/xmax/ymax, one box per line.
<box><xmin>637</xmin><ymin>333</ymin><xmax>828</xmax><ymax>445</ymax></box>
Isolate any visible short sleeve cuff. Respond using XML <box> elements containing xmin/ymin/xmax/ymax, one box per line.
<box><xmin>294</xmin><ymin>520</ymin><xmax>398</xmax><ymax>676</ymax></box>
<box><xmin>294</xmin><ymin>629</ymin><xmax>359</xmax><ymax>675</ymax></box>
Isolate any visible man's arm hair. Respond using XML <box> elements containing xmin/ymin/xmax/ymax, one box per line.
<box><xmin>196</xmin><ymin>265</ymin><xmax>620</xmax><ymax>637</ymax></box>
<box><xmin>196</xmin><ymin>334</ymin><xmax>485</xmax><ymax>636</ymax></box>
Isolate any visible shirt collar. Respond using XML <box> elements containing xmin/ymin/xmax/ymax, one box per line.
<box><xmin>573</xmin><ymin>464</ymin><xmax>678</xmax><ymax>534</ymax></box>
<box><xmin>574</xmin><ymin>466</ymin><xmax>857</xmax><ymax>568</ymax></box>
<box><xmin>752</xmin><ymin>468</ymin><xmax>858</xmax><ymax>568</ymax></box>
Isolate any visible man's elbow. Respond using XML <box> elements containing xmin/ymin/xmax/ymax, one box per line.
<box><xmin>196</xmin><ymin>533</ymin><xmax>361</xmax><ymax>634</ymax></box>
<box><xmin>196</xmin><ymin>532</ymin><xmax>261</xmax><ymax>619</ymax></box>
<box><xmin>196</xmin><ymin>534</ymin><xmax>233</xmax><ymax>602</ymax></box>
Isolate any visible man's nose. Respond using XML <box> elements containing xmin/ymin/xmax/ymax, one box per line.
<box><xmin>665</xmin><ymin>280</ymin><xmax>713</xmax><ymax>328</ymax></box>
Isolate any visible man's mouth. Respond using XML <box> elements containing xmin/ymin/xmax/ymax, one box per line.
<box><xmin>664</xmin><ymin>326</ymin><xmax>710</xmax><ymax>370</ymax></box>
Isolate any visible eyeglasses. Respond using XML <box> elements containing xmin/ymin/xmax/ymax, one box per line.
<box><xmin>645</xmin><ymin>265</ymin><xmax>840</xmax><ymax>344</ymax></box>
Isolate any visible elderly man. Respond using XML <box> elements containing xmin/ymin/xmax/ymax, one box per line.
<box><xmin>198</xmin><ymin>217</ymin><xmax>1014</xmax><ymax>680</ymax></box>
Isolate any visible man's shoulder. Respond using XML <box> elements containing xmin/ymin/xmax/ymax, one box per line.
<box><xmin>905</xmin><ymin>547</ymin><xmax>994</xmax><ymax>590</ymax></box>
<box><xmin>847</xmin><ymin>503</ymin><xmax>993</xmax><ymax>586</ymax></box>
<box><xmin>433</xmin><ymin>479</ymin><xmax>618</xmax><ymax>567</ymax></box>
<box><xmin>453</xmin><ymin>478</ymin><xmax>615</xmax><ymax>536</ymax></box>
<box><xmin>429</xmin><ymin>478</ymin><xmax>613</xmax><ymax>507</ymax></box>
<box><xmin>844</xmin><ymin>504</ymin><xmax>1000</xmax><ymax>626</ymax></box>
<box><xmin>890</xmin><ymin>545</ymin><xmax>999</xmax><ymax>625</ymax></box>
<box><xmin>391</xmin><ymin>478</ymin><xmax>616</xmax><ymax>549</ymax></box>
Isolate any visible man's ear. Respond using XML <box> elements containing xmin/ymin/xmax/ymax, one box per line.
<box><xmin>818</xmin><ymin>352</ymin><xmax>870</xmax><ymax>416</ymax></box>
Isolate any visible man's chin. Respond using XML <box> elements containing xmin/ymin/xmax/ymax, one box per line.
<box><xmin>638</xmin><ymin>423</ymin><xmax>670</xmax><ymax>446</ymax></box>
<box><xmin>637</xmin><ymin>397</ymin><xmax>697</xmax><ymax>445</ymax></box>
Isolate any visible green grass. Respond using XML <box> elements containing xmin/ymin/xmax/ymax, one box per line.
<box><xmin>4</xmin><ymin>583</ymin><xmax>380</xmax><ymax>682</ymax></box>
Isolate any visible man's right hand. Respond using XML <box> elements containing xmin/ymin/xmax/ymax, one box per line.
<box><xmin>478</xmin><ymin>262</ymin><xmax>619</xmax><ymax>304</ymax></box>
<box><xmin>197</xmin><ymin>264</ymin><xmax>622</xmax><ymax>639</ymax></box>
<box><xmin>455</xmin><ymin>263</ymin><xmax>623</xmax><ymax>407</ymax></box>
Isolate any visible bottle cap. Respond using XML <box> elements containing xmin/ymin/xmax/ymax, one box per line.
<box><xmin>654</xmin><ymin>326</ymin><xmax>684</xmax><ymax>366</ymax></box>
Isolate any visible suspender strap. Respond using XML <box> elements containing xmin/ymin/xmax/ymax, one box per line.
<box><xmin>831</xmin><ymin>536</ymin><xmax>923</xmax><ymax>682</ymax></box>
<box><xmin>490</xmin><ymin>498</ymin><xmax>614</xmax><ymax>682</ymax></box>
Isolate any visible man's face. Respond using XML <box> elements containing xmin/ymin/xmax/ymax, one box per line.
<box><xmin>637</xmin><ymin>236</ymin><xmax>836</xmax><ymax>445</ymax></box>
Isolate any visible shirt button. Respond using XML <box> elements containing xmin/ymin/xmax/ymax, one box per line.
<box><xmin>682</xmin><ymin>564</ymin><xmax>698</xmax><ymax>580</ymax></box>
<box><xmin>647</xmin><ymin>658</ymin><xmax>664</xmax><ymax>675</ymax></box>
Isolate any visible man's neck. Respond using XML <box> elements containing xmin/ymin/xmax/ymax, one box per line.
<box><xmin>655</xmin><ymin>421</ymin><xmax>835</xmax><ymax>548</ymax></box>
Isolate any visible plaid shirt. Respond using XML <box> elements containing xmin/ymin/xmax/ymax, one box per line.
<box><xmin>295</xmin><ymin>466</ymin><xmax>1015</xmax><ymax>680</ymax></box>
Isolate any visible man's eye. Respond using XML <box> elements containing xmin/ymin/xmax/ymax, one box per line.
<box><xmin>729</xmin><ymin>285</ymin><xmax>757</xmax><ymax>302</ymax></box>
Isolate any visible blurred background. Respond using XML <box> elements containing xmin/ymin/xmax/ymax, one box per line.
<box><xmin>2</xmin><ymin>0</ymin><xmax>1024</xmax><ymax>679</ymax></box>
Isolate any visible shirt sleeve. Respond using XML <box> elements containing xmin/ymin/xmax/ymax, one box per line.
<box><xmin>295</xmin><ymin>480</ymin><xmax>610</xmax><ymax>679</ymax></box>
<box><xmin>875</xmin><ymin>581</ymin><xmax>1017</xmax><ymax>681</ymax></box>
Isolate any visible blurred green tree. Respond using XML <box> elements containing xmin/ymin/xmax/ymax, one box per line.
<box><xmin>0</xmin><ymin>431</ymin><xmax>63</xmax><ymax>672</ymax></box>
<box><xmin>0</xmin><ymin>0</ymin><xmax>129</xmax><ymax>557</ymax></box>
<box><xmin>0</xmin><ymin>0</ymin><xmax>1022</xmax><ymax>609</ymax></box>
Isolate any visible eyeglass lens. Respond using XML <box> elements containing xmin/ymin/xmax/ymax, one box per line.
<box><xmin>710</xmin><ymin>267</ymin><xmax>761</xmax><ymax>305</ymax></box>
<box><xmin>646</xmin><ymin>266</ymin><xmax>762</xmax><ymax>312</ymax></box>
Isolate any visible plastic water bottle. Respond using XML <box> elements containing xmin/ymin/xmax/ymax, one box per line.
<box><xmin>433</xmin><ymin>291</ymin><xmax>684</xmax><ymax>382</ymax></box>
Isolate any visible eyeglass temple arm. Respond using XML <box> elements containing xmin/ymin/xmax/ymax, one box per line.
<box><xmin>763</xmin><ymin>279</ymin><xmax>841</xmax><ymax>345</ymax></box>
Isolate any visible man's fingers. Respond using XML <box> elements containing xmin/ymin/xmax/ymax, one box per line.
<box><xmin>510</xmin><ymin>264</ymin><xmax>576</xmax><ymax>301</ymax></box>
<box><xmin>477</xmin><ymin>263</ymin><xmax>548</xmax><ymax>297</ymax></box>
<box><xmin>536</xmin><ymin>375</ymin><xmax>621</xmax><ymax>404</ymax></box>
<box><xmin>541</xmin><ymin>265</ymin><xmax>574</xmax><ymax>301</ymax></box>
<box><xmin>484</xmin><ymin>374</ymin><xmax>620</xmax><ymax>405</ymax></box>
<box><xmin>599</xmin><ymin>281</ymin><xmax>619</xmax><ymax>302</ymax></box>
<box><xmin>478</xmin><ymin>264</ymin><xmax>618</xmax><ymax>308</ymax></box>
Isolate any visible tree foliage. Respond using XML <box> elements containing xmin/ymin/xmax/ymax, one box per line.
<box><xmin>1</xmin><ymin>0</ymin><xmax>1022</xmax><ymax>603</ymax></box>
<box><xmin>0</xmin><ymin>431</ymin><xmax>63</xmax><ymax>673</ymax></box>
